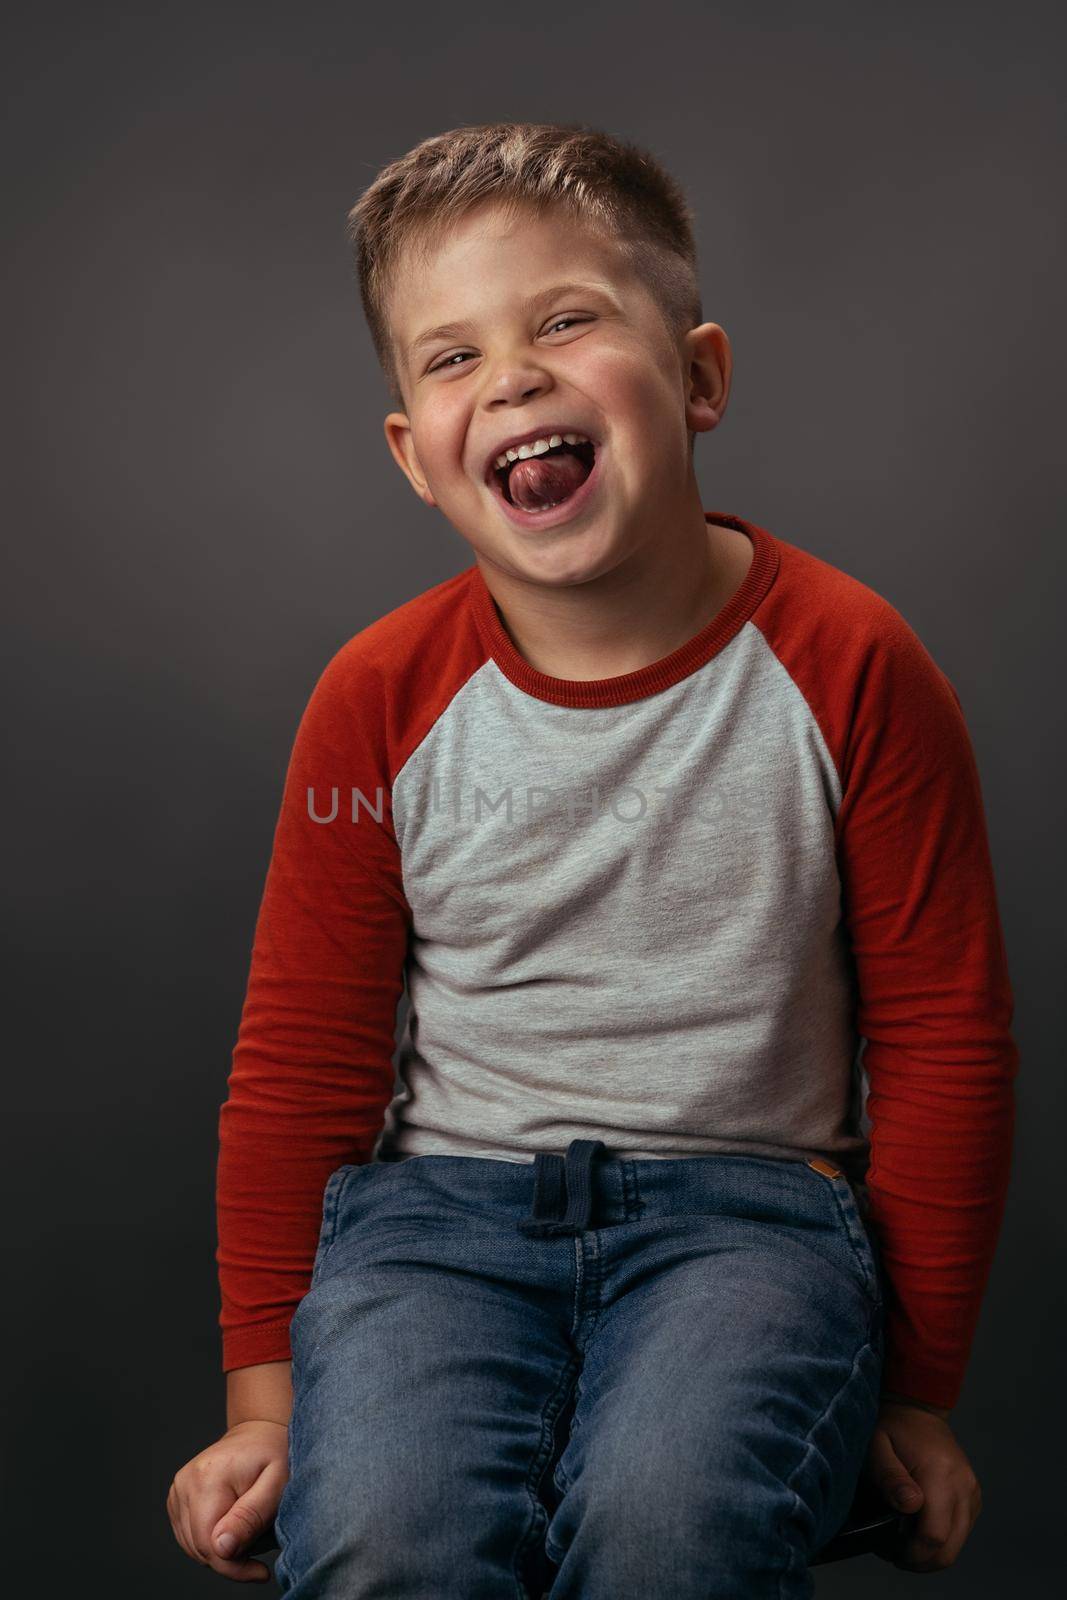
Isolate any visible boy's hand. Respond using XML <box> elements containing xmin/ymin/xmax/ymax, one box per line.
<box><xmin>167</xmin><ymin>1419</ymin><xmax>288</xmax><ymax>1582</ymax></box>
<box><xmin>864</xmin><ymin>1399</ymin><xmax>983</xmax><ymax>1571</ymax></box>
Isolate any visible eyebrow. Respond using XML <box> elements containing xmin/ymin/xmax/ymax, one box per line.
<box><xmin>406</xmin><ymin>280</ymin><xmax>617</xmax><ymax>362</ymax></box>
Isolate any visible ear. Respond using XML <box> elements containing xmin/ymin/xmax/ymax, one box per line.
<box><xmin>682</xmin><ymin>323</ymin><xmax>732</xmax><ymax>435</ymax></box>
<box><xmin>383</xmin><ymin>412</ymin><xmax>437</xmax><ymax>507</ymax></box>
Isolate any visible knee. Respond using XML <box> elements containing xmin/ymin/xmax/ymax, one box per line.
<box><xmin>276</xmin><ymin>1476</ymin><xmax>423</xmax><ymax>1597</ymax></box>
<box><xmin>277</xmin><ymin>1443</ymin><xmax>539</xmax><ymax>1598</ymax></box>
<box><xmin>546</xmin><ymin>1455</ymin><xmax>803</xmax><ymax>1594</ymax></box>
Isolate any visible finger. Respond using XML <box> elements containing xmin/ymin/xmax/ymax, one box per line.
<box><xmin>204</xmin><ymin>1459</ymin><xmax>286</xmax><ymax>1560</ymax></box>
<box><xmin>185</xmin><ymin>1481</ymin><xmax>238</xmax><ymax>1564</ymax></box>
<box><xmin>937</xmin><ymin>1489</ymin><xmax>977</xmax><ymax>1568</ymax></box>
<box><xmin>865</xmin><ymin>1425</ymin><xmax>924</xmax><ymax>1513</ymax></box>
<box><xmin>210</xmin><ymin>1553</ymin><xmax>272</xmax><ymax>1583</ymax></box>
<box><xmin>188</xmin><ymin>1485</ymin><xmax>271</xmax><ymax>1582</ymax></box>
<box><xmin>179</xmin><ymin>1495</ymin><xmax>209</xmax><ymax>1567</ymax></box>
<box><xmin>210</xmin><ymin>1486</ymin><xmax>270</xmax><ymax>1559</ymax></box>
<box><xmin>897</xmin><ymin>1477</ymin><xmax>957</xmax><ymax>1572</ymax></box>
<box><xmin>166</xmin><ymin>1484</ymin><xmax>198</xmax><ymax>1565</ymax></box>
<box><xmin>933</xmin><ymin>1472</ymin><xmax>983</xmax><ymax>1570</ymax></box>
<box><xmin>189</xmin><ymin>1520</ymin><xmax>272</xmax><ymax>1580</ymax></box>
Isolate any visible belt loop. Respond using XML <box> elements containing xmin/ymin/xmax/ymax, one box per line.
<box><xmin>558</xmin><ymin>1139</ymin><xmax>606</xmax><ymax>1231</ymax></box>
<box><xmin>518</xmin><ymin>1152</ymin><xmax>566</xmax><ymax>1235</ymax></box>
<box><xmin>517</xmin><ymin>1139</ymin><xmax>606</xmax><ymax>1237</ymax></box>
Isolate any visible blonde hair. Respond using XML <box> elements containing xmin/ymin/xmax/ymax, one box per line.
<box><xmin>346</xmin><ymin>120</ymin><xmax>703</xmax><ymax>410</ymax></box>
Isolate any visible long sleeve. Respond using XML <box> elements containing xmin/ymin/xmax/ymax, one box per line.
<box><xmin>216</xmin><ymin>646</ymin><xmax>412</xmax><ymax>1372</ymax></box>
<box><xmin>834</xmin><ymin>614</ymin><xmax>1019</xmax><ymax>1411</ymax></box>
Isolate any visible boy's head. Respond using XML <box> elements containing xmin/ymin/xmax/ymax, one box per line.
<box><xmin>346</xmin><ymin>122</ymin><xmax>730</xmax><ymax>582</ymax></box>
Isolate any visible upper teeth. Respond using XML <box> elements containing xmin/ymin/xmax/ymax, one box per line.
<box><xmin>494</xmin><ymin>432</ymin><xmax>591</xmax><ymax>470</ymax></box>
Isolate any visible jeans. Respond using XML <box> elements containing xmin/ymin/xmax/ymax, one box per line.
<box><xmin>274</xmin><ymin>1140</ymin><xmax>886</xmax><ymax>1598</ymax></box>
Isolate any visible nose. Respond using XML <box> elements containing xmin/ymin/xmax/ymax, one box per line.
<box><xmin>482</xmin><ymin>354</ymin><xmax>553</xmax><ymax>410</ymax></box>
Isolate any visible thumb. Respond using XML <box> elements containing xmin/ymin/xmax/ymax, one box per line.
<box><xmin>866</xmin><ymin>1425</ymin><xmax>925</xmax><ymax>1513</ymax></box>
<box><xmin>211</xmin><ymin>1485</ymin><xmax>274</xmax><ymax>1558</ymax></box>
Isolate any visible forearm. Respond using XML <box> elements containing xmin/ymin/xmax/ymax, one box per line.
<box><xmin>226</xmin><ymin>1360</ymin><xmax>293</xmax><ymax>1429</ymax></box>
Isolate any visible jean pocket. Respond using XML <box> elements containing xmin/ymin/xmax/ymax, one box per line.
<box><xmin>309</xmin><ymin>1161</ymin><xmax>384</xmax><ymax>1287</ymax></box>
<box><xmin>309</xmin><ymin>1164</ymin><xmax>355</xmax><ymax>1286</ymax></box>
<box><xmin>804</xmin><ymin>1157</ymin><xmax>884</xmax><ymax>1314</ymax></box>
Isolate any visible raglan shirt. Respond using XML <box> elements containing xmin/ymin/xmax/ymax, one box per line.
<box><xmin>215</xmin><ymin>512</ymin><xmax>1019</xmax><ymax>1412</ymax></box>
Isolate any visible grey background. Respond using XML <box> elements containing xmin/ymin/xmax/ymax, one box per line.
<box><xmin>5</xmin><ymin>0</ymin><xmax>1063</xmax><ymax>1591</ymax></box>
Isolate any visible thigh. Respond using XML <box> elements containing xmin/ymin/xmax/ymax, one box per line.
<box><xmin>274</xmin><ymin>1159</ymin><xmax>578</xmax><ymax>1600</ymax></box>
<box><xmin>544</xmin><ymin>1161</ymin><xmax>885</xmax><ymax>1599</ymax></box>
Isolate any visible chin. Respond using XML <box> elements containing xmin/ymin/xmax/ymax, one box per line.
<box><xmin>501</xmin><ymin>523</ymin><xmax>634</xmax><ymax>588</ymax></box>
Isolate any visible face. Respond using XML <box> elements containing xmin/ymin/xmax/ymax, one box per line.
<box><xmin>382</xmin><ymin>201</ymin><xmax>730</xmax><ymax>588</ymax></box>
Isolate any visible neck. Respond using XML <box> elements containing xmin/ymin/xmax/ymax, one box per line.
<box><xmin>475</xmin><ymin>480</ymin><xmax>754</xmax><ymax>683</ymax></box>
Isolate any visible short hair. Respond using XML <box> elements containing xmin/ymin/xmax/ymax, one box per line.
<box><xmin>346</xmin><ymin>121</ymin><xmax>704</xmax><ymax>412</ymax></box>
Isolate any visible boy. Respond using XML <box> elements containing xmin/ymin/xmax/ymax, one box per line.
<box><xmin>169</xmin><ymin>122</ymin><xmax>1017</xmax><ymax>1595</ymax></box>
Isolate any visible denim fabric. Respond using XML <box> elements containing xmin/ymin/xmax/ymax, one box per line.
<box><xmin>274</xmin><ymin>1142</ymin><xmax>885</xmax><ymax>1598</ymax></box>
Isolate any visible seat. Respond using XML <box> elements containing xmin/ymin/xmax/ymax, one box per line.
<box><xmin>246</xmin><ymin>1478</ymin><xmax>904</xmax><ymax>1570</ymax></box>
<box><xmin>808</xmin><ymin>1476</ymin><xmax>904</xmax><ymax>1565</ymax></box>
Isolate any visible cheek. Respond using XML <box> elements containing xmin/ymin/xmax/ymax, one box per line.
<box><xmin>584</xmin><ymin>345</ymin><xmax>674</xmax><ymax>420</ymax></box>
<box><xmin>415</xmin><ymin>410</ymin><xmax>467</xmax><ymax>482</ymax></box>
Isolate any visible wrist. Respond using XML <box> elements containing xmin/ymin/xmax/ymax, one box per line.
<box><xmin>880</xmin><ymin>1390</ymin><xmax>951</xmax><ymax>1420</ymax></box>
<box><xmin>225</xmin><ymin>1358</ymin><xmax>293</xmax><ymax>1431</ymax></box>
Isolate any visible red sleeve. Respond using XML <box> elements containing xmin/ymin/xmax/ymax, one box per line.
<box><xmin>834</xmin><ymin>615</ymin><xmax>1019</xmax><ymax>1411</ymax></box>
<box><xmin>215</xmin><ymin>646</ymin><xmax>411</xmax><ymax>1372</ymax></box>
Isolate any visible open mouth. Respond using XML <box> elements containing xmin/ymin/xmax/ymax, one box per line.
<box><xmin>491</xmin><ymin>437</ymin><xmax>597</xmax><ymax>514</ymax></box>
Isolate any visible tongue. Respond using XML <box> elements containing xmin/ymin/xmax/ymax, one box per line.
<box><xmin>508</xmin><ymin>450</ymin><xmax>589</xmax><ymax>511</ymax></box>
